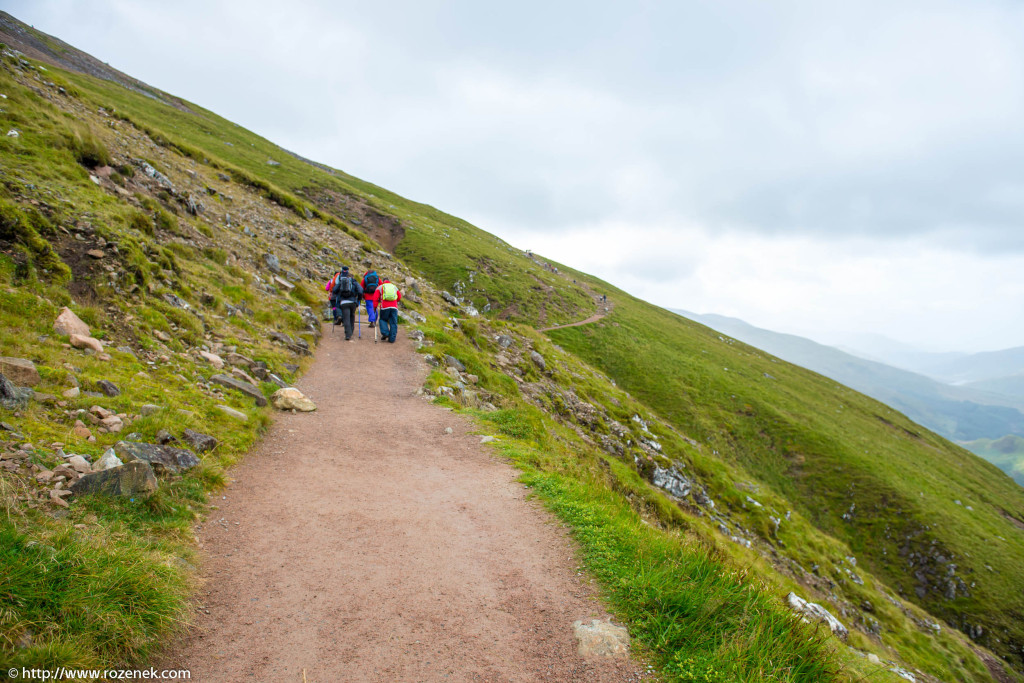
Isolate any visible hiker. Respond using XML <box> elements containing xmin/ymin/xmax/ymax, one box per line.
<box><xmin>362</xmin><ymin>268</ymin><xmax>380</xmax><ymax>329</ymax></box>
<box><xmin>331</xmin><ymin>266</ymin><xmax>363</xmax><ymax>341</ymax></box>
<box><xmin>370</xmin><ymin>277</ymin><xmax>402</xmax><ymax>343</ymax></box>
<box><xmin>326</xmin><ymin>271</ymin><xmax>343</xmax><ymax>321</ymax></box>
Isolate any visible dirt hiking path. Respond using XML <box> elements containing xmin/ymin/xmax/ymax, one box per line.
<box><xmin>162</xmin><ymin>326</ymin><xmax>645</xmax><ymax>682</ymax></box>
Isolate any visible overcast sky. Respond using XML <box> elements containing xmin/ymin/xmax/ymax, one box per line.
<box><xmin>8</xmin><ymin>0</ymin><xmax>1024</xmax><ymax>352</ymax></box>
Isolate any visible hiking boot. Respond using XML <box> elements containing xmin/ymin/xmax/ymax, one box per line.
<box><xmin>369</xmin><ymin>322</ymin><xmax>375</xmax><ymax>328</ymax></box>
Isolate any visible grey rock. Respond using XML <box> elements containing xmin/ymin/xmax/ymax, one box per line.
<box><xmin>0</xmin><ymin>373</ymin><xmax>32</xmax><ymax>411</ymax></box>
<box><xmin>162</xmin><ymin>293</ymin><xmax>190</xmax><ymax>310</ymax></box>
<box><xmin>444</xmin><ymin>355</ymin><xmax>466</xmax><ymax>372</ymax></box>
<box><xmin>140</xmin><ymin>404</ymin><xmax>162</xmax><ymax>416</ymax></box>
<box><xmin>209</xmin><ymin>374</ymin><xmax>268</xmax><ymax>406</ymax></box>
<box><xmin>263</xmin><ymin>253</ymin><xmax>281</xmax><ymax>273</ymax></box>
<box><xmin>182</xmin><ymin>429</ymin><xmax>218</xmax><ymax>453</ymax></box>
<box><xmin>529</xmin><ymin>351</ymin><xmax>546</xmax><ymax>371</ymax></box>
<box><xmin>652</xmin><ymin>467</ymin><xmax>691</xmax><ymax>499</ymax></box>
<box><xmin>114</xmin><ymin>440</ymin><xmax>200</xmax><ymax>476</ymax></box>
<box><xmin>70</xmin><ymin>461</ymin><xmax>157</xmax><ymax>497</ymax></box>
<box><xmin>155</xmin><ymin>429</ymin><xmax>178</xmax><ymax>445</ymax></box>
<box><xmin>0</xmin><ymin>357</ymin><xmax>41</xmax><ymax>386</ymax></box>
<box><xmin>267</xmin><ymin>373</ymin><xmax>290</xmax><ymax>389</ymax></box>
<box><xmin>441</xmin><ymin>291</ymin><xmax>460</xmax><ymax>306</ymax></box>
<box><xmin>497</xmin><ymin>335</ymin><xmax>514</xmax><ymax>349</ymax></box>
<box><xmin>92</xmin><ymin>448</ymin><xmax>123</xmax><ymax>471</ymax></box>
<box><xmin>407</xmin><ymin>329</ymin><xmax>425</xmax><ymax>341</ymax></box>
<box><xmin>786</xmin><ymin>592</ymin><xmax>848</xmax><ymax>641</ymax></box>
<box><xmin>215</xmin><ymin>404</ymin><xmax>248</xmax><ymax>422</ymax></box>
<box><xmin>96</xmin><ymin>380</ymin><xmax>120</xmax><ymax>397</ymax></box>
<box><xmin>572</xmin><ymin>619</ymin><xmax>630</xmax><ymax>658</ymax></box>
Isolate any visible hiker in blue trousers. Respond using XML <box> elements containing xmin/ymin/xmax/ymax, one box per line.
<box><xmin>362</xmin><ymin>269</ymin><xmax>380</xmax><ymax>329</ymax></box>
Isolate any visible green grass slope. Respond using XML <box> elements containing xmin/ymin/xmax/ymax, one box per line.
<box><xmin>549</xmin><ymin>285</ymin><xmax>1024</xmax><ymax>672</ymax></box>
<box><xmin>2</xmin><ymin>17</ymin><xmax>1023</xmax><ymax>682</ymax></box>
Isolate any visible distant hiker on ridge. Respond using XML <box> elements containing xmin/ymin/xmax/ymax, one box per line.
<box><xmin>371</xmin><ymin>277</ymin><xmax>402</xmax><ymax>344</ymax></box>
<box><xmin>331</xmin><ymin>266</ymin><xmax>363</xmax><ymax>341</ymax></box>
<box><xmin>362</xmin><ymin>268</ymin><xmax>380</xmax><ymax>329</ymax></box>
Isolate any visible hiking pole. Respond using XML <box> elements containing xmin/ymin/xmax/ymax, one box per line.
<box><xmin>357</xmin><ymin>306</ymin><xmax>361</xmax><ymax>339</ymax></box>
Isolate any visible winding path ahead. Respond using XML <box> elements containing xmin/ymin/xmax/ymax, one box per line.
<box><xmin>539</xmin><ymin>301</ymin><xmax>613</xmax><ymax>333</ymax></box>
<box><xmin>160</xmin><ymin>328</ymin><xmax>643</xmax><ymax>682</ymax></box>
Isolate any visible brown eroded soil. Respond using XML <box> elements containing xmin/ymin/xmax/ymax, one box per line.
<box><xmin>161</xmin><ymin>326</ymin><xmax>646</xmax><ymax>682</ymax></box>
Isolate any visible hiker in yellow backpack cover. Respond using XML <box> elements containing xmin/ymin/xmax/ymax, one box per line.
<box><xmin>370</xmin><ymin>278</ymin><xmax>402</xmax><ymax>343</ymax></box>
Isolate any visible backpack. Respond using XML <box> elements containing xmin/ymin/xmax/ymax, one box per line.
<box><xmin>364</xmin><ymin>271</ymin><xmax>379</xmax><ymax>294</ymax></box>
<box><xmin>325</xmin><ymin>272</ymin><xmax>340</xmax><ymax>293</ymax></box>
<box><xmin>336</xmin><ymin>276</ymin><xmax>354</xmax><ymax>296</ymax></box>
<box><xmin>381</xmin><ymin>282</ymin><xmax>399</xmax><ymax>302</ymax></box>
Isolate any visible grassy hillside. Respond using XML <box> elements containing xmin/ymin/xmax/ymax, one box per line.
<box><xmin>551</xmin><ymin>287</ymin><xmax>1024</xmax><ymax>672</ymax></box>
<box><xmin>2</xmin><ymin>17</ymin><xmax>1023</xmax><ymax>683</ymax></box>
<box><xmin>678</xmin><ymin>311</ymin><xmax>1024</xmax><ymax>442</ymax></box>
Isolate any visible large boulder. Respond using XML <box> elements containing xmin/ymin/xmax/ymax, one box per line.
<box><xmin>209</xmin><ymin>374</ymin><xmax>267</xmax><ymax>406</ymax></box>
<box><xmin>271</xmin><ymin>387</ymin><xmax>316</xmax><ymax>412</ymax></box>
<box><xmin>53</xmin><ymin>307</ymin><xmax>91</xmax><ymax>337</ymax></box>
<box><xmin>0</xmin><ymin>358</ymin><xmax>40</xmax><ymax>387</ymax></box>
<box><xmin>114</xmin><ymin>441</ymin><xmax>200</xmax><ymax>476</ymax></box>
<box><xmin>69</xmin><ymin>461</ymin><xmax>157</xmax><ymax>497</ymax></box>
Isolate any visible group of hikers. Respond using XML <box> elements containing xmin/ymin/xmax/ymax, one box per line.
<box><xmin>325</xmin><ymin>266</ymin><xmax>403</xmax><ymax>343</ymax></box>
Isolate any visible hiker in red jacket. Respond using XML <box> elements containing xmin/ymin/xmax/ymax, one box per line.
<box><xmin>361</xmin><ymin>269</ymin><xmax>380</xmax><ymax>329</ymax></box>
<box><xmin>370</xmin><ymin>278</ymin><xmax>402</xmax><ymax>343</ymax></box>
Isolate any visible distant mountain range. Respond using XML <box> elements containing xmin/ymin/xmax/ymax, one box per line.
<box><xmin>672</xmin><ymin>309</ymin><xmax>1024</xmax><ymax>486</ymax></box>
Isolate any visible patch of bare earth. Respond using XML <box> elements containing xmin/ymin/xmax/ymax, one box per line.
<box><xmin>157</xmin><ymin>328</ymin><xmax>647</xmax><ymax>682</ymax></box>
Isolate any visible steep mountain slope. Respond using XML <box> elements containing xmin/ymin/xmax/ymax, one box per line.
<box><xmin>675</xmin><ymin>311</ymin><xmax>1024</xmax><ymax>440</ymax></box>
<box><xmin>553</xmin><ymin>292</ymin><xmax>1024</xmax><ymax>673</ymax></box>
<box><xmin>674</xmin><ymin>311</ymin><xmax>1024</xmax><ymax>485</ymax></box>
<box><xmin>1</xmin><ymin>14</ymin><xmax>1023</xmax><ymax>682</ymax></box>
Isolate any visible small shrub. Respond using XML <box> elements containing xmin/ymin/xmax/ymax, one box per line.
<box><xmin>202</xmin><ymin>247</ymin><xmax>228</xmax><ymax>265</ymax></box>
<box><xmin>65</xmin><ymin>124</ymin><xmax>111</xmax><ymax>168</ymax></box>
<box><xmin>128</xmin><ymin>211</ymin><xmax>154</xmax><ymax>237</ymax></box>
<box><xmin>154</xmin><ymin>209</ymin><xmax>178</xmax><ymax>234</ymax></box>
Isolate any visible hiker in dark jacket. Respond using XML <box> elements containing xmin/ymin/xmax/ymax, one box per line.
<box><xmin>331</xmin><ymin>266</ymin><xmax>363</xmax><ymax>341</ymax></box>
<box><xmin>370</xmin><ymin>278</ymin><xmax>402</xmax><ymax>343</ymax></box>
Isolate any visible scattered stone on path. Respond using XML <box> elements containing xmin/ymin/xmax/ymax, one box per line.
<box><xmin>209</xmin><ymin>374</ymin><xmax>267</xmax><ymax>406</ymax></box>
<box><xmin>92</xmin><ymin>448</ymin><xmax>123</xmax><ymax>471</ymax></box>
<box><xmin>69</xmin><ymin>334</ymin><xmax>104</xmax><ymax>353</ymax></box>
<box><xmin>215</xmin><ymin>404</ymin><xmax>248</xmax><ymax>422</ymax></box>
<box><xmin>114</xmin><ymin>441</ymin><xmax>200</xmax><ymax>476</ymax></box>
<box><xmin>53</xmin><ymin>306</ymin><xmax>90</xmax><ymax>337</ymax></box>
<box><xmin>96</xmin><ymin>380</ymin><xmax>120</xmax><ymax>397</ymax></box>
<box><xmin>182</xmin><ymin>429</ymin><xmax>218</xmax><ymax>453</ymax></box>
<box><xmin>70</xmin><ymin>461</ymin><xmax>157</xmax><ymax>497</ymax></box>
<box><xmin>270</xmin><ymin>387</ymin><xmax>316</xmax><ymax>412</ymax></box>
<box><xmin>785</xmin><ymin>592</ymin><xmax>848</xmax><ymax>641</ymax></box>
<box><xmin>444</xmin><ymin>427</ymin><xmax>454</xmax><ymax>435</ymax></box>
<box><xmin>0</xmin><ymin>357</ymin><xmax>41</xmax><ymax>386</ymax></box>
<box><xmin>572</xmin><ymin>619</ymin><xmax>631</xmax><ymax>658</ymax></box>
